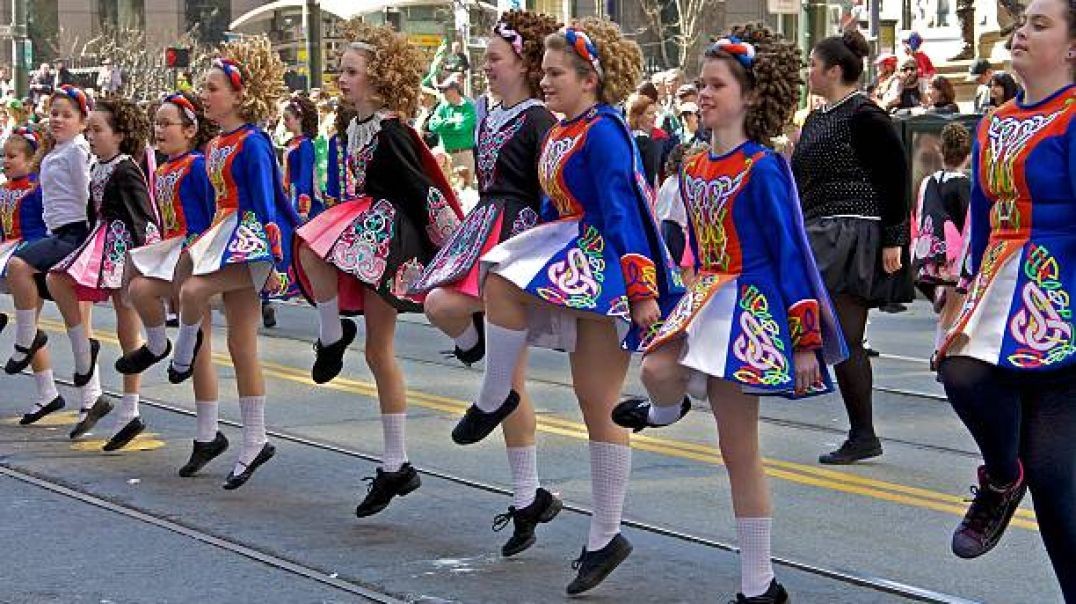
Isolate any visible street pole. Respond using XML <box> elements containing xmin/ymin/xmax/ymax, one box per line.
<box><xmin>306</xmin><ymin>0</ymin><xmax>322</xmax><ymax>90</ymax></box>
<box><xmin>11</xmin><ymin>0</ymin><xmax>28</xmax><ymax>98</ymax></box>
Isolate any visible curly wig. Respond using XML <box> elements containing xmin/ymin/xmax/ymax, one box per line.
<box><xmin>940</xmin><ymin>122</ymin><xmax>971</xmax><ymax>167</ymax></box>
<box><xmin>285</xmin><ymin>94</ymin><xmax>319</xmax><ymax>139</ymax></box>
<box><xmin>494</xmin><ymin>10</ymin><xmax>562</xmax><ymax>98</ymax></box>
<box><xmin>545</xmin><ymin>17</ymin><xmax>643</xmax><ymax>106</ymax></box>
<box><xmin>334</xmin><ymin>103</ymin><xmax>358</xmax><ymax>145</ymax></box>
<box><xmin>704</xmin><ymin>23</ymin><xmax>802</xmax><ymax>144</ymax></box>
<box><xmin>162</xmin><ymin>91</ymin><xmax>219</xmax><ymax>152</ymax></box>
<box><xmin>95</xmin><ymin>97</ymin><xmax>152</xmax><ymax>157</ymax></box>
<box><xmin>339</xmin><ymin>20</ymin><xmax>425</xmax><ymax>118</ymax></box>
<box><xmin>215</xmin><ymin>36</ymin><xmax>288</xmax><ymax>125</ymax></box>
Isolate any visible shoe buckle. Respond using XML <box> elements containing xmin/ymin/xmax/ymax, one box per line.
<box><xmin>361</xmin><ymin>476</ymin><xmax>376</xmax><ymax>493</ymax></box>
<box><xmin>491</xmin><ymin>509</ymin><xmax>513</xmax><ymax>532</ymax></box>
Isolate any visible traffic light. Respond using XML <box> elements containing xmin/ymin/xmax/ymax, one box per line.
<box><xmin>165</xmin><ymin>47</ymin><xmax>190</xmax><ymax>68</ymax></box>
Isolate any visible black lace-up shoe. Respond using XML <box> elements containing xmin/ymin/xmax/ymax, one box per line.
<box><xmin>5</xmin><ymin>329</ymin><xmax>47</xmax><ymax>375</ymax></box>
<box><xmin>69</xmin><ymin>397</ymin><xmax>114</xmax><ymax>439</ymax></box>
<box><xmin>115</xmin><ymin>340</ymin><xmax>172</xmax><ymax>375</ymax></box>
<box><xmin>453</xmin><ymin>312</ymin><xmax>485</xmax><ymax>366</ymax></box>
<box><xmin>167</xmin><ymin>330</ymin><xmax>203</xmax><ymax>384</ymax></box>
<box><xmin>611</xmin><ymin>397</ymin><xmax>690</xmax><ymax>432</ymax></box>
<box><xmin>730</xmin><ymin>579</ymin><xmax>789</xmax><ymax>603</ymax></box>
<box><xmin>565</xmin><ymin>533</ymin><xmax>633</xmax><ymax>595</ymax></box>
<box><xmin>311</xmin><ymin>319</ymin><xmax>357</xmax><ymax>384</ymax></box>
<box><xmin>952</xmin><ymin>463</ymin><xmax>1027</xmax><ymax>559</ymax></box>
<box><xmin>72</xmin><ymin>338</ymin><xmax>101</xmax><ymax>387</ymax></box>
<box><xmin>818</xmin><ymin>437</ymin><xmax>883</xmax><ymax>465</ymax></box>
<box><xmin>179</xmin><ymin>432</ymin><xmax>230</xmax><ymax>477</ymax></box>
<box><xmin>451</xmin><ymin>390</ymin><xmax>521</xmax><ymax>445</ymax></box>
<box><xmin>103</xmin><ymin>417</ymin><xmax>146</xmax><ymax>451</ymax></box>
<box><xmin>355</xmin><ymin>463</ymin><xmax>422</xmax><ymax>518</ymax></box>
<box><xmin>492</xmin><ymin>488</ymin><xmax>563</xmax><ymax>556</ymax></box>
<box><xmin>19</xmin><ymin>395</ymin><xmax>65</xmax><ymax>425</ymax></box>
<box><xmin>223</xmin><ymin>443</ymin><xmax>276</xmax><ymax>490</ymax></box>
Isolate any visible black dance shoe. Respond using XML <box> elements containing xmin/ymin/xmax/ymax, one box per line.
<box><xmin>222</xmin><ymin>443</ymin><xmax>276</xmax><ymax>490</ymax></box>
<box><xmin>0</xmin><ymin>312</ymin><xmax>7</xmax><ymax>333</ymax></box>
<box><xmin>355</xmin><ymin>463</ymin><xmax>422</xmax><ymax>518</ymax></box>
<box><xmin>818</xmin><ymin>437</ymin><xmax>883</xmax><ymax>465</ymax></box>
<box><xmin>167</xmin><ymin>330</ymin><xmax>204</xmax><ymax>384</ymax></box>
<box><xmin>102</xmin><ymin>417</ymin><xmax>146</xmax><ymax>451</ymax></box>
<box><xmin>5</xmin><ymin>330</ymin><xmax>48</xmax><ymax>374</ymax></box>
<box><xmin>69</xmin><ymin>397</ymin><xmax>114</xmax><ymax>439</ymax></box>
<box><xmin>178</xmin><ymin>432</ymin><xmax>230</xmax><ymax>477</ymax></box>
<box><xmin>115</xmin><ymin>341</ymin><xmax>172</xmax><ymax>375</ymax></box>
<box><xmin>311</xmin><ymin>319</ymin><xmax>357</xmax><ymax>384</ymax></box>
<box><xmin>492</xmin><ymin>487</ymin><xmax>563</xmax><ymax>557</ymax></box>
<box><xmin>19</xmin><ymin>395</ymin><xmax>66</xmax><ymax>425</ymax></box>
<box><xmin>952</xmin><ymin>464</ymin><xmax>1027</xmax><ymax>559</ymax></box>
<box><xmin>565</xmin><ymin>533</ymin><xmax>633</xmax><ymax>595</ymax></box>
<box><xmin>451</xmin><ymin>390</ymin><xmax>520</xmax><ymax>445</ymax></box>
<box><xmin>72</xmin><ymin>338</ymin><xmax>101</xmax><ymax>387</ymax></box>
<box><xmin>262</xmin><ymin>302</ymin><xmax>277</xmax><ymax>328</ymax></box>
<box><xmin>452</xmin><ymin>312</ymin><xmax>486</xmax><ymax>366</ymax></box>
<box><xmin>730</xmin><ymin>579</ymin><xmax>790</xmax><ymax>603</ymax></box>
<box><xmin>611</xmin><ymin>397</ymin><xmax>690</xmax><ymax>433</ymax></box>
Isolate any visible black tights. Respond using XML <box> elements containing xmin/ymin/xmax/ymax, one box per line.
<box><xmin>832</xmin><ymin>294</ymin><xmax>875</xmax><ymax>441</ymax></box>
<box><xmin>941</xmin><ymin>356</ymin><xmax>1076</xmax><ymax>601</ymax></box>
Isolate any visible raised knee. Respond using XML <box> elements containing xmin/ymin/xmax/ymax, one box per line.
<box><xmin>641</xmin><ymin>353</ymin><xmax>684</xmax><ymax>390</ymax></box>
<box><xmin>364</xmin><ymin>346</ymin><xmax>395</xmax><ymax>375</ymax></box>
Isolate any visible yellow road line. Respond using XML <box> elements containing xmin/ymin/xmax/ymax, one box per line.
<box><xmin>36</xmin><ymin>319</ymin><xmax>1038</xmax><ymax>531</ymax></box>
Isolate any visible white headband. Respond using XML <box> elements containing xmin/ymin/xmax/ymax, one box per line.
<box><xmin>349</xmin><ymin>42</ymin><xmax>376</xmax><ymax>53</ymax></box>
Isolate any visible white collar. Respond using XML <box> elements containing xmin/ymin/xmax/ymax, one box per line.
<box><xmin>346</xmin><ymin>110</ymin><xmax>394</xmax><ymax>155</ymax></box>
<box><xmin>483</xmin><ymin>99</ymin><xmax>542</xmax><ymax>136</ymax></box>
<box><xmin>822</xmin><ymin>91</ymin><xmax>863</xmax><ymax>113</ymax></box>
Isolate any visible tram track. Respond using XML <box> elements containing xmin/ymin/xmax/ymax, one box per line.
<box><xmin>7</xmin><ymin>375</ymin><xmax>981</xmax><ymax>604</ymax></box>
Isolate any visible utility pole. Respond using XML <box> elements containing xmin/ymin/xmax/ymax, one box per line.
<box><xmin>10</xmin><ymin>0</ymin><xmax>28</xmax><ymax>98</ymax></box>
<box><xmin>305</xmin><ymin>0</ymin><xmax>322</xmax><ymax>90</ymax></box>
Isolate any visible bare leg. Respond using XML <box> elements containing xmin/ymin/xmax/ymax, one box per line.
<box><xmin>298</xmin><ymin>242</ymin><xmax>339</xmax><ymax>303</ymax></box>
<box><xmin>424</xmin><ymin>287</ymin><xmax>481</xmax><ymax>339</ymax></box>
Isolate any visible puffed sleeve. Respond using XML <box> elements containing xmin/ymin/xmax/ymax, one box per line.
<box><xmin>106</xmin><ymin>161</ymin><xmax>156</xmax><ymax>246</ymax></box>
<box><xmin>19</xmin><ymin>184</ymin><xmax>48</xmax><ymax>241</ymax></box>
<box><xmin>240</xmin><ymin>132</ymin><xmax>288</xmax><ymax>262</ymax></box>
<box><xmin>586</xmin><ymin>117</ymin><xmax>658</xmax><ymax>301</ymax></box>
<box><xmin>291</xmin><ymin>138</ymin><xmax>317</xmax><ymax>216</ymax></box>
<box><xmin>324</xmin><ymin>135</ymin><xmax>341</xmax><ymax>207</ymax></box>
<box><xmin>179</xmin><ymin>156</ymin><xmax>215</xmax><ymax>236</ymax></box>
<box><xmin>966</xmin><ymin>136</ymin><xmax>990</xmax><ymax>277</ymax></box>
<box><xmin>748</xmin><ymin>156</ymin><xmax>823</xmax><ymax>351</ymax></box>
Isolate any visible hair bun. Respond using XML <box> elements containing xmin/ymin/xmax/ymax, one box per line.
<box><xmin>841</xmin><ymin>29</ymin><xmax>870</xmax><ymax>59</ymax></box>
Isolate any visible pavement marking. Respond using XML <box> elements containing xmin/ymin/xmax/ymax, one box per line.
<box><xmin>70</xmin><ymin>434</ymin><xmax>167</xmax><ymax>452</ymax></box>
<box><xmin>36</xmin><ymin>319</ymin><xmax>1038</xmax><ymax>531</ymax></box>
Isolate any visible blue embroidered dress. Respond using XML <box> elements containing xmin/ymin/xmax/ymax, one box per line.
<box><xmin>284</xmin><ymin>135</ymin><xmax>323</xmax><ymax>219</ymax></box>
<box><xmin>0</xmin><ymin>174</ymin><xmax>46</xmax><ymax>283</ymax></box>
<box><xmin>323</xmin><ymin>133</ymin><xmax>354</xmax><ymax>209</ymax></box>
<box><xmin>941</xmin><ymin>86</ymin><xmax>1076</xmax><ymax>371</ymax></box>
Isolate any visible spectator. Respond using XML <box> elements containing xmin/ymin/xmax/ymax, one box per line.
<box><xmin>636</xmin><ymin>80</ymin><xmax>659</xmax><ymax>103</ymax></box>
<box><xmin>676</xmin><ymin>101</ymin><xmax>702</xmax><ymax>144</ymax></box>
<box><xmin>415</xmin><ymin>86</ymin><xmax>440</xmax><ymax>149</ymax></box>
<box><xmin>96</xmin><ymin>59</ymin><xmax>123</xmax><ymax>96</ymax></box>
<box><xmin>442</xmin><ymin>40</ymin><xmax>470</xmax><ymax>81</ymax></box>
<box><xmin>0</xmin><ymin>65</ymin><xmax>12</xmax><ymax>99</ymax></box>
<box><xmin>427</xmin><ymin>76</ymin><xmax>476</xmax><ymax>175</ymax></box>
<box><xmin>925</xmin><ymin>75</ymin><xmax>960</xmax><ymax>114</ymax></box>
<box><xmin>869</xmin><ymin>53</ymin><xmax>899</xmax><ymax>105</ymax></box>
<box><xmin>626</xmin><ymin>93</ymin><xmax>662</xmax><ymax>189</ymax></box>
<box><xmin>989</xmin><ymin>71</ymin><xmax>1021</xmax><ymax>110</ymax></box>
<box><xmin>29</xmin><ymin>63</ymin><xmax>53</xmax><ymax>106</ymax></box>
<box><xmin>967</xmin><ymin>58</ymin><xmax>994</xmax><ymax>113</ymax></box>
<box><xmin>901</xmin><ymin>31</ymin><xmax>937</xmax><ymax>81</ymax></box>
<box><xmin>654</xmin><ymin>142</ymin><xmax>696</xmax><ymax>278</ymax></box>
<box><xmin>888</xmin><ymin>59</ymin><xmax>924</xmax><ymax>112</ymax></box>
<box><xmin>51</xmin><ymin>59</ymin><xmax>76</xmax><ymax>89</ymax></box>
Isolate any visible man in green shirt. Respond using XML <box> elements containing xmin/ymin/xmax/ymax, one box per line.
<box><xmin>427</xmin><ymin>77</ymin><xmax>476</xmax><ymax>174</ymax></box>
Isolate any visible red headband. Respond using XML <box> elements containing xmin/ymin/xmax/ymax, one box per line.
<box><xmin>53</xmin><ymin>84</ymin><xmax>93</xmax><ymax>116</ymax></box>
<box><xmin>162</xmin><ymin>93</ymin><xmax>199</xmax><ymax>126</ymax></box>
<box><xmin>213</xmin><ymin>58</ymin><xmax>244</xmax><ymax>91</ymax></box>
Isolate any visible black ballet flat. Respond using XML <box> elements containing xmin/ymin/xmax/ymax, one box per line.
<box><xmin>311</xmin><ymin>318</ymin><xmax>357</xmax><ymax>384</ymax></box>
<box><xmin>611</xmin><ymin>397</ymin><xmax>690</xmax><ymax>433</ymax></box>
<box><xmin>115</xmin><ymin>340</ymin><xmax>172</xmax><ymax>375</ymax></box>
<box><xmin>102</xmin><ymin>417</ymin><xmax>146</xmax><ymax>451</ymax></box>
<box><xmin>222</xmin><ymin>443</ymin><xmax>276</xmax><ymax>490</ymax></box>
<box><xmin>69</xmin><ymin>397</ymin><xmax>114</xmax><ymax>439</ymax></box>
<box><xmin>565</xmin><ymin>533</ymin><xmax>633</xmax><ymax>595</ymax></box>
<box><xmin>178</xmin><ymin>432</ymin><xmax>230</xmax><ymax>477</ymax></box>
<box><xmin>731</xmin><ymin>579</ymin><xmax>789</xmax><ymax>603</ymax></box>
<box><xmin>452</xmin><ymin>312</ymin><xmax>486</xmax><ymax>366</ymax></box>
<box><xmin>19</xmin><ymin>395</ymin><xmax>66</xmax><ymax>425</ymax></box>
<box><xmin>451</xmin><ymin>390</ymin><xmax>521</xmax><ymax>445</ymax></box>
<box><xmin>72</xmin><ymin>338</ymin><xmax>101</xmax><ymax>387</ymax></box>
<box><xmin>5</xmin><ymin>330</ymin><xmax>48</xmax><ymax>375</ymax></box>
<box><xmin>167</xmin><ymin>330</ymin><xmax>203</xmax><ymax>384</ymax></box>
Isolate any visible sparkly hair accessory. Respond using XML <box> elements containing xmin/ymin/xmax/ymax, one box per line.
<box><xmin>12</xmin><ymin>126</ymin><xmax>38</xmax><ymax>151</ymax></box>
<box><xmin>710</xmin><ymin>37</ymin><xmax>756</xmax><ymax>69</ymax></box>
<box><xmin>212</xmin><ymin>58</ymin><xmax>244</xmax><ymax>90</ymax></box>
<box><xmin>563</xmin><ymin>28</ymin><xmax>603</xmax><ymax>80</ymax></box>
<box><xmin>349</xmin><ymin>41</ymin><xmax>376</xmax><ymax>53</ymax></box>
<box><xmin>162</xmin><ymin>93</ymin><xmax>198</xmax><ymax>127</ymax></box>
<box><xmin>288</xmin><ymin>97</ymin><xmax>305</xmax><ymax>117</ymax></box>
<box><xmin>54</xmin><ymin>84</ymin><xmax>93</xmax><ymax>116</ymax></box>
<box><xmin>494</xmin><ymin>21</ymin><xmax>524</xmax><ymax>56</ymax></box>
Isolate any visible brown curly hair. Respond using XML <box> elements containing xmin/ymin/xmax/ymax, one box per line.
<box><xmin>162</xmin><ymin>91</ymin><xmax>219</xmax><ymax>152</ymax></box>
<box><xmin>95</xmin><ymin>97</ymin><xmax>151</xmax><ymax>157</ymax></box>
<box><xmin>494</xmin><ymin>10</ymin><xmax>562</xmax><ymax>98</ymax></box>
<box><xmin>704</xmin><ymin>23</ymin><xmax>802</xmax><ymax>144</ymax></box>
<box><xmin>338</xmin><ymin>20</ymin><xmax>424</xmax><ymax>118</ymax></box>
<box><xmin>284</xmin><ymin>94</ymin><xmax>319</xmax><ymax>139</ymax></box>
<box><xmin>545</xmin><ymin>17</ymin><xmax>643</xmax><ymax>106</ymax></box>
<box><xmin>215</xmin><ymin>36</ymin><xmax>288</xmax><ymax>125</ymax></box>
<box><xmin>940</xmin><ymin>122</ymin><xmax>971</xmax><ymax>167</ymax></box>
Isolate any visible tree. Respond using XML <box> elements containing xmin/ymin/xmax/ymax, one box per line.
<box><xmin>637</xmin><ymin>0</ymin><xmax>726</xmax><ymax>74</ymax></box>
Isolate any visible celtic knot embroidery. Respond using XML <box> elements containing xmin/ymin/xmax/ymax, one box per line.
<box><xmin>732</xmin><ymin>285</ymin><xmax>790</xmax><ymax>387</ymax></box>
<box><xmin>1007</xmin><ymin>243</ymin><xmax>1076</xmax><ymax>368</ymax></box>
<box><xmin>477</xmin><ymin>115</ymin><xmax>526</xmax><ymax>191</ymax></box>
<box><xmin>682</xmin><ymin>163</ymin><xmax>750</xmax><ymax>271</ymax></box>
<box><xmin>985</xmin><ymin>109</ymin><xmax>1063</xmax><ymax>233</ymax></box>
<box><xmin>100</xmin><ymin>220</ymin><xmax>133</xmax><ymax>288</ymax></box>
<box><xmin>226</xmin><ymin>210</ymin><xmax>269</xmax><ymax>263</ymax></box>
<box><xmin>330</xmin><ymin>199</ymin><xmax>396</xmax><ymax>284</ymax></box>
<box><xmin>537</xmin><ymin>225</ymin><xmax>605</xmax><ymax>309</ymax></box>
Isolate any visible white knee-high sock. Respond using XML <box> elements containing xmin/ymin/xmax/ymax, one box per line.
<box><xmin>116</xmin><ymin>393</ymin><xmax>140</xmax><ymax>424</ymax></box>
<box><xmin>66</xmin><ymin>324</ymin><xmax>91</xmax><ymax>375</ymax></box>
<box><xmin>145</xmin><ymin>324</ymin><xmax>168</xmax><ymax>356</ymax></box>
<box><xmin>475</xmin><ymin>323</ymin><xmax>527</xmax><ymax>412</ymax></box>
<box><xmin>172</xmin><ymin>320</ymin><xmax>201</xmax><ymax>370</ymax></box>
<box><xmin>454</xmin><ymin>321</ymin><xmax>480</xmax><ymax>351</ymax></box>
<box><xmin>587</xmin><ymin>441</ymin><xmax>631</xmax><ymax>551</ymax></box>
<box><xmin>79</xmin><ymin>370</ymin><xmax>102</xmax><ymax>417</ymax></box>
<box><xmin>507</xmin><ymin>446</ymin><xmax>540</xmax><ymax>509</ymax></box>
<box><xmin>237</xmin><ymin>396</ymin><xmax>267</xmax><ymax>464</ymax></box>
<box><xmin>195</xmin><ymin>400</ymin><xmax>219</xmax><ymax>443</ymax></box>
<box><xmin>380</xmin><ymin>413</ymin><xmax>407</xmax><ymax>472</ymax></box>
<box><xmin>11</xmin><ymin>309</ymin><xmax>37</xmax><ymax>362</ymax></box>
<box><xmin>737</xmin><ymin>517</ymin><xmax>775</xmax><ymax>597</ymax></box>
<box><xmin>646</xmin><ymin>399</ymin><xmax>685</xmax><ymax>426</ymax></box>
<box><xmin>34</xmin><ymin>369</ymin><xmax>59</xmax><ymax>405</ymax></box>
<box><xmin>317</xmin><ymin>297</ymin><xmax>342</xmax><ymax>345</ymax></box>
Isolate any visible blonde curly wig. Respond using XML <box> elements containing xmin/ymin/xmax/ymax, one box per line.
<box><xmin>544</xmin><ymin>17</ymin><xmax>643</xmax><ymax>106</ymax></box>
<box><xmin>495</xmin><ymin>10</ymin><xmax>562</xmax><ymax>98</ymax></box>
<box><xmin>338</xmin><ymin>19</ymin><xmax>424</xmax><ymax>118</ymax></box>
<box><xmin>704</xmin><ymin>23</ymin><xmax>802</xmax><ymax>143</ymax></box>
<box><xmin>215</xmin><ymin>35</ymin><xmax>288</xmax><ymax>125</ymax></box>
